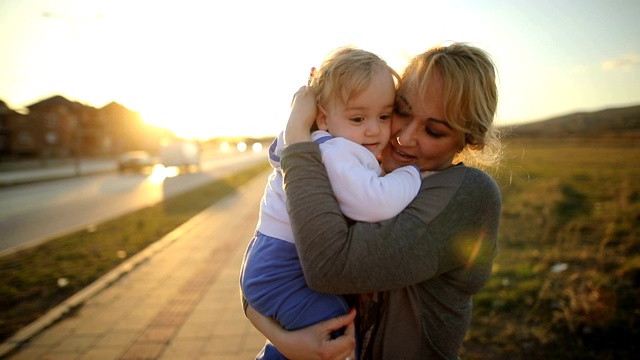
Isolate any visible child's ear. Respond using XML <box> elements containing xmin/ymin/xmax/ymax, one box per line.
<box><xmin>315</xmin><ymin>105</ymin><xmax>329</xmax><ymax>131</ymax></box>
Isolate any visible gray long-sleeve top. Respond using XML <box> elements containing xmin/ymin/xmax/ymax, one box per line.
<box><xmin>281</xmin><ymin>142</ymin><xmax>502</xmax><ymax>360</ymax></box>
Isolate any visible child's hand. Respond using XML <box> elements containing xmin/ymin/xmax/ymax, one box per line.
<box><xmin>285</xmin><ymin>84</ymin><xmax>317</xmax><ymax>146</ymax></box>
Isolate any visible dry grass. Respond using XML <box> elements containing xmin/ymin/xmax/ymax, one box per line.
<box><xmin>463</xmin><ymin>137</ymin><xmax>640</xmax><ymax>359</ymax></box>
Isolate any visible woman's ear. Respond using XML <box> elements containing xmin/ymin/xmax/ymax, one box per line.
<box><xmin>315</xmin><ymin>105</ymin><xmax>329</xmax><ymax>131</ymax></box>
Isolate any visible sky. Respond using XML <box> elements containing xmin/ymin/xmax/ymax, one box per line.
<box><xmin>0</xmin><ymin>0</ymin><xmax>639</xmax><ymax>140</ymax></box>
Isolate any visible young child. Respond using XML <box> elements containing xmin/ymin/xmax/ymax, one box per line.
<box><xmin>240</xmin><ymin>46</ymin><xmax>422</xmax><ymax>359</ymax></box>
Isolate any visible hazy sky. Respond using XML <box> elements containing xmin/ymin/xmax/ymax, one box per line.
<box><xmin>1</xmin><ymin>0</ymin><xmax>638</xmax><ymax>139</ymax></box>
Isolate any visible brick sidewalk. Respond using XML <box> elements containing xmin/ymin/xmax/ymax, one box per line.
<box><xmin>3</xmin><ymin>173</ymin><xmax>269</xmax><ymax>359</ymax></box>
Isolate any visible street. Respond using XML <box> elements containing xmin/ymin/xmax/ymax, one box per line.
<box><xmin>0</xmin><ymin>149</ymin><xmax>268</xmax><ymax>256</ymax></box>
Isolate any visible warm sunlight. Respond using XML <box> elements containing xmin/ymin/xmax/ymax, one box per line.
<box><xmin>1</xmin><ymin>1</ymin><xmax>639</xmax><ymax>139</ymax></box>
<box><xmin>138</xmin><ymin>94</ymin><xmax>287</xmax><ymax>140</ymax></box>
<box><xmin>140</xmin><ymin>108</ymin><xmax>207</xmax><ymax>140</ymax></box>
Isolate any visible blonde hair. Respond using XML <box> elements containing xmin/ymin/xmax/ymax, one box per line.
<box><xmin>309</xmin><ymin>46</ymin><xmax>400</xmax><ymax>109</ymax></box>
<box><xmin>401</xmin><ymin>42</ymin><xmax>503</xmax><ymax>168</ymax></box>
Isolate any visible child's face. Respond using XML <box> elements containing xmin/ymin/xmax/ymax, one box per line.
<box><xmin>316</xmin><ymin>68</ymin><xmax>395</xmax><ymax>156</ymax></box>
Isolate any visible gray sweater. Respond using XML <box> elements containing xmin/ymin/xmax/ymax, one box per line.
<box><xmin>281</xmin><ymin>142</ymin><xmax>501</xmax><ymax>359</ymax></box>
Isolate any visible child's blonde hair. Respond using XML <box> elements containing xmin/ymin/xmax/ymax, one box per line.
<box><xmin>309</xmin><ymin>46</ymin><xmax>400</xmax><ymax>109</ymax></box>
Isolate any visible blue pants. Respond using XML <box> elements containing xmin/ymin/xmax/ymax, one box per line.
<box><xmin>241</xmin><ymin>232</ymin><xmax>350</xmax><ymax>359</ymax></box>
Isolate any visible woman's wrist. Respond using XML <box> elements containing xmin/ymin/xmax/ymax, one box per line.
<box><xmin>284</xmin><ymin>123</ymin><xmax>312</xmax><ymax>145</ymax></box>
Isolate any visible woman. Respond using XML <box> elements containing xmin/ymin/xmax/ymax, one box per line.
<box><xmin>246</xmin><ymin>42</ymin><xmax>503</xmax><ymax>360</ymax></box>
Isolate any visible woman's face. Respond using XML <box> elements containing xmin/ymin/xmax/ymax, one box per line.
<box><xmin>379</xmin><ymin>71</ymin><xmax>464</xmax><ymax>173</ymax></box>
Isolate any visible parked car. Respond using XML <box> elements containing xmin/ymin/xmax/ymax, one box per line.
<box><xmin>118</xmin><ymin>151</ymin><xmax>155</xmax><ymax>173</ymax></box>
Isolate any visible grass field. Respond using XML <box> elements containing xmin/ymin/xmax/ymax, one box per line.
<box><xmin>463</xmin><ymin>137</ymin><xmax>640</xmax><ymax>359</ymax></box>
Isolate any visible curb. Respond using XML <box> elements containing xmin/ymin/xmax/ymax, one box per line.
<box><xmin>0</xmin><ymin>168</ymin><xmax>116</xmax><ymax>188</ymax></box>
<box><xmin>0</xmin><ymin>199</ymin><xmax>219</xmax><ymax>358</ymax></box>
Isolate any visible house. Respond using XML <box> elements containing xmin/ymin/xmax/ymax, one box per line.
<box><xmin>25</xmin><ymin>95</ymin><xmax>85</xmax><ymax>158</ymax></box>
<box><xmin>100</xmin><ymin>101</ymin><xmax>165</xmax><ymax>155</ymax></box>
<box><xmin>1</xmin><ymin>100</ymin><xmax>35</xmax><ymax>158</ymax></box>
<box><xmin>0</xmin><ymin>96</ymin><xmax>175</xmax><ymax>161</ymax></box>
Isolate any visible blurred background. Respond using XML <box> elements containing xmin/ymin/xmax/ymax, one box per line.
<box><xmin>1</xmin><ymin>1</ymin><xmax>639</xmax><ymax>358</ymax></box>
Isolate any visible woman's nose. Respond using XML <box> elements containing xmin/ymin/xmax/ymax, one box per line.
<box><xmin>395</xmin><ymin>125</ymin><xmax>416</xmax><ymax>146</ymax></box>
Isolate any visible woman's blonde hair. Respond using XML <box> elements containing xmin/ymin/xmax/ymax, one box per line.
<box><xmin>309</xmin><ymin>46</ymin><xmax>400</xmax><ymax>109</ymax></box>
<box><xmin>401</xmin><ymin>42</ymin><xmax>503</xmax><ymax>168</ymax></box>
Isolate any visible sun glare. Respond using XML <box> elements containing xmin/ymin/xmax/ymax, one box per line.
<box><xmin>140</xmin><ymin>108</ymin><xmax>208</xmax><ymax>140</ymax></box>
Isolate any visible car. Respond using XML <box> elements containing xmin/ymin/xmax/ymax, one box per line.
<box><xmin>117</xmin><ymin>151</ymin><xmax>155</xmax><ymax>173</ymax></box>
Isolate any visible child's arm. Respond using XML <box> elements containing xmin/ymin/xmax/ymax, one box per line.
<box><xmin>320</xmin><ymin>138</ymin><xmax>421</xmax><ymax>222</ymax></box>
<box><xmin>266</xmin><ymin>132</ymin><xmax>285</xmax><ymax>171</ymax></box>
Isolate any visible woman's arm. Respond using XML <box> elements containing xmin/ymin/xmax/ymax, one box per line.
<box><xmin>281</xmin><ymin>141</ymin><xmax>501</xmax><ymax>294</ymax></box>
<box><xmin>281</xmin><ymin>142</ymin><xmax>433</xmax><ymax>293</ymax></box>
<box><xmin>246</xmin><ymin>305</ymin><xmax>357</xmax><ymax>360</ymax></box>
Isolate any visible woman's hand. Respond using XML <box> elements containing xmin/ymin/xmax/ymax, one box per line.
<box><xmin>246</xmin><ymin>305</ymin><xmax>357</xmax><ymax>360</ymax></box>
<box><xmin>285</xmin><ymin>85</ymin><xmax>317</xmax><ymax>146</ymax></box>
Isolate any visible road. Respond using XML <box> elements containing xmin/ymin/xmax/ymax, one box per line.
<box><xmin>0</xmin><ymin>149</ymin><xmax>268</xmax><ymax>256</ymax></box>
